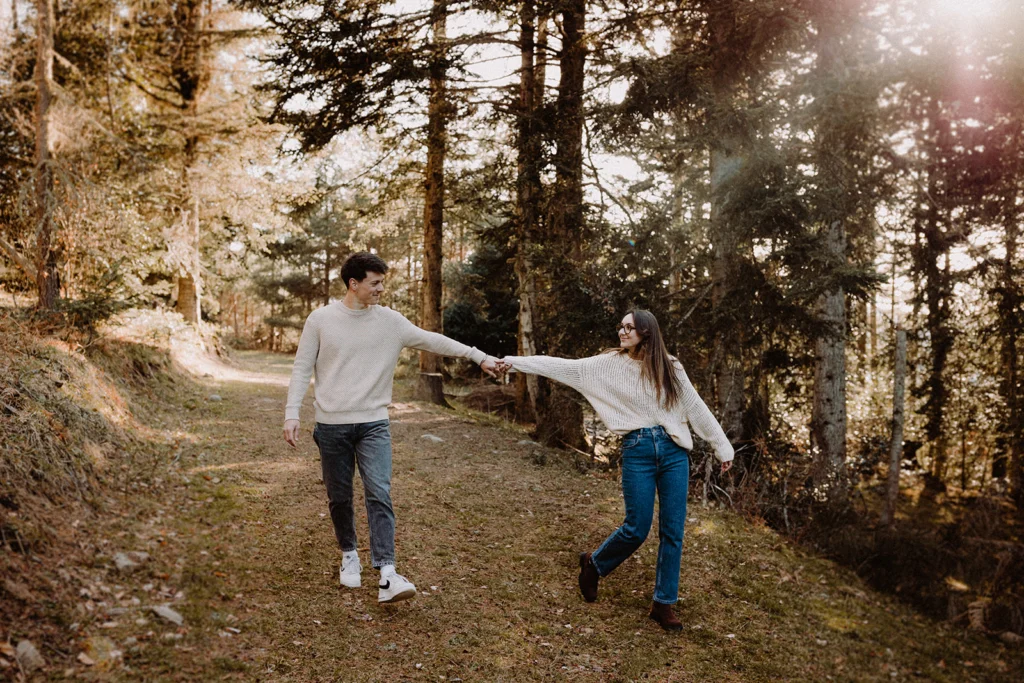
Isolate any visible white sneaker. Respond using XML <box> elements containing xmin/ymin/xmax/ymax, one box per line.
<box><xmin>339</xmin><ymin>556</ymin><xmax>362</xmax><ymax>588</ymax></box>
<box><xmin>378</xmin><ymin>572</ymin><xmax>416</xmax><ymax>603</ymax></box>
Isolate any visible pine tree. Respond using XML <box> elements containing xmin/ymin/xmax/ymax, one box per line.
<box><xmin>243</xmin><ymin>0</ymin><xmax>477</xmax><ymax>404</ymax></box>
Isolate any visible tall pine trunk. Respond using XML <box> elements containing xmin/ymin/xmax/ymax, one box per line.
<box><xmin>707</xmin><ymin>5</ymin><xmax>745</xmax><ymax>442</ymax></box>
<box><xmin>535</xmin><ymin>0</ymin><xmax>586</xmax><ymax>450</ymax></box>
<box><xmin>34</xmin><ymin>0</ymin><xmax>60</xmax><ymax>309</ymax></box>
<box><xmin>918</xmin><ymin>100</ymin><xmax>954</xmax><ymax>493</ymax></box>
<box><xmin>175</xmin><ymin>188</ymin><xmax>201</xmax><ymax>323</ymax></box>
<box><xmin>172</xmin><ymin>1</ymin><xmax>206</xmax><ymax>324</ymax></box>
<box><xmin>514</xmin><ymin>0</ymin><xmax>541</xmax><ymax>422</ymax></box>
<box><xmin>809</xmin><ymin>9</ymin><xmax>852</xmax><ymax>510</ymax></box>
<box><xmin>810</xmin><ymin>218</ymin><xmax>848</xmax><ymax>507</ymax></box>
<box><xmin>882</xmin><ymin>329</ymin><xmax>908</xmax><ymax>526</ymax></box>
<box><xmin>416</xmin><ymin>0</ymin><xmax>450</xmax><ymax>406</ymax></box>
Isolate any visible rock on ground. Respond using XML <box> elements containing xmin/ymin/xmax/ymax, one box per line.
<box><xmin>15</xmin><ymin>640</ymin><xmax>44</xmax><ymax>673</ymax></box>
<box><xmin>151</xmin><ymin>605</ymin><xmax>184</xmax><ymax>626</ymax></box>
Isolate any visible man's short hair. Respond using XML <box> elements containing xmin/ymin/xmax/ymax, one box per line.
<box><xmin>341</xmin><ymin>252</ymin><xmax>389</xmax><ymax>288</ymax></box>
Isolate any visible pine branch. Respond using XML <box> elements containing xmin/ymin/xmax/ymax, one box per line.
<box><xmin>116</xmin><ymin>56</ymin><xmax>185</xmax><ymax>109</ymax></box>
<box><xmin>0</xmin><ymin>234</ymin><xmax>37</xmax><ymax>282</ymax></box>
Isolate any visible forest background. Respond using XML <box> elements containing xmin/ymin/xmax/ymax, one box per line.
<box><xmin>2</xmin><ymin>0</ymin><xmax>1023</xmax><ymax>644</ymax></box>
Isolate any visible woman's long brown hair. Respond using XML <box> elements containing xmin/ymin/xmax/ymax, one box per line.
<box><xmin>623</xmin><ymin>309</ymin><xmax>683</xmax><ymax>409</ymax></box>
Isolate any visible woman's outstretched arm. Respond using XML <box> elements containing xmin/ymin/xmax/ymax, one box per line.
<box><xmin>501</xmin><ymin>355</ymin><xmax>588</xmax><ymax>393</ymax></box>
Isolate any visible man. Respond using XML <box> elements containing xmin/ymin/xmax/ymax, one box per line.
<box><xmin>284</xmin><ymin>251</ymin><xmax>499</xmax><ymax>603</ymax></box>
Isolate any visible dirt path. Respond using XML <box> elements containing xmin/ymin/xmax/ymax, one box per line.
<box><xmin>83</xmin><ymin>351</ymin><xmax>1019</xmax><ymax>682</ymax></box>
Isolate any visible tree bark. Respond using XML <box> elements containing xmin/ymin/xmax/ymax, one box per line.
<box><xmin>707</xmin><ymin>4</ymin><xmax>745</xmax><ymax>442</ymax></box>
<box><xmin>323</xmin><ymin>235</ymin><xmax>331</xmax><ymax>306</ymax></box>
<box><xmin>535</xmin><ymin>0</ymin><xmax>587</xmax><ymax>451</ymax></box>
<box><xmin>918</xmin><ymin>98</ymin><xmax>954</xmax><ymax>493</ymax></box>
<box><xmin>808</xmin><ymin>5</ymin><xmax>857</xmax><ymax>511</ymax></box>
<box><xmin>34</xmin><ymin>0</ymin><xmax>60</xmax><ymax>309</ymax></box>
<box><xmin>810</xmin><ymin>219</ymin><xmax>849</xmax><ymax>507</ymax></box>
<box><xmin>709</xmin><ymin>149</ymin><xmax>745</xmax><ymax>441</ymax></box>
<box><xmin>869</xmin><ymin>292</ymin><xmax>878</xmax><ymax>367</ymax></box>
<box><xmin>882</xmin><ymin>329</ymin><xmax>907</xmax><ymax>526</ymax></box>
<box><xmin>175</xmin><ymin>191</ymin><xmax>201</xmax><ymax>323</ymax></box>
<box><xmin>172</xmin><ymin>0</ymin><xmax>207</xmax><ymax>324</ymax></box>
<box><xmin>514</xmin><ymin>0</ymin><xmax>541</xmax><ymax>423</ymax></box>
<box><xmin>416</xmin><ymin>0</ymin><xmax>450</xmax><ymax>407</ymax></box>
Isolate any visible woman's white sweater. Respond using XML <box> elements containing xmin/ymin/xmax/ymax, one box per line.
<box><xmin>505</xmin><ymin>352</ymin><xmax>734</xmax><ymax>462</ymax></box>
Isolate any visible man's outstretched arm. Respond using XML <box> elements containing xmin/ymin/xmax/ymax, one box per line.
<box><xmin>398</xmin><ymin>315</ymin><xmax>499</xmax><ymax>377</ymax></box>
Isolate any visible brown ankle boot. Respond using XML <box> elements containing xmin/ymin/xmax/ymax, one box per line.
<box><xmin>648</xmin><ymin>602</ymin><xmax>683</xmax><ymax>631</ymax></box>
<box><xmin>578</xmin><ymin>552</ymin><xmax>599</xmax><ymax>603</ymax></box>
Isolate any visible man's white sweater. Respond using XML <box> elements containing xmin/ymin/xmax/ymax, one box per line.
<box><xmin>286</xmin><ymin>303</ymin><xmax>486</xmax><ymax>424</ymax></box>
<box><xmin>505</xmin><ymin>352</ymin><xmax>735</xmax><ymax>462</ymax></box>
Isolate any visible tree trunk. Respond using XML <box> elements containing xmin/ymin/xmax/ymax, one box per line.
<box><xmin>998</xmin><ymin>189</ymin><xmax>1023</xmax><ymax>506</ymax></box>
<box><xmin>416</xmin><ymin>0</ymin><xmax>450</xmax><ymax>407</ymax></box>
<box><xmin>810</xmin><ymin>219</ymin><xmax>849</xmax><ymax>507</ymax></box>
<box><xmin>869</xmin><ymin>292</ymin><xmax>878</xmax><ymax>368</ymax></box>
<box><xmin>34</xmin><ymin>0</ymin><xmax>59</xmax><ymax>309</ymax></box>
<box><xmin>709</xmin><ymin>151</ymin><xmax>745</xmax><ymax>441</ymax></box>
<box><xmin>535</xmin><ymin>0</ymin><xmax>587</xmax><ymax>451</ymax></box>
<box><xmin>514</xmin><ymin>0</ymin><xmax>541</xmax><ymax>423</ymax></box>
<box><xmin>808</xmin><ymin>6</ymin><xmax>858</xmax><ymax>511</ymax></box>
<box><xmin>176</xmin><ymin>270</ymin><xmax>200</xmax><ymax>324</ymax></box>
<box><xmin>171</xmin><ymin>0</ymin><xmax>206</xmax><ymax>324</ymax></box>
<box><xmin>917</xmin><ymin>99</ymin><xmax>953</xmax><ymax>494</ymax></box>
<box><xmin>323</xmin><ymin>237</ymin><xmax>331</xmax><ymax>306</ymax></box>
<box><xmin>175</xmin><ymin>192</ymin><xmax>201</xmax><ymax>323</ymax></box>
<box><xmin>882</xmin><ymin>329</ymin><xmax>908</xmax><ymax>526</ymax></box>
<box><xmin>707</xmin><ymin>5</ymin><xmax>745</xmax><ymax>442</ymax></box>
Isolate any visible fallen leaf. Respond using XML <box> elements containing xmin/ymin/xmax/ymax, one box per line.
<box><xmin>78</xmin><ymin>652</ymin><xmax>95</xmax><ymax>666</ymax></box>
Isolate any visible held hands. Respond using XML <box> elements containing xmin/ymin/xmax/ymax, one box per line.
<box><xmin>479</xmin><ymin>356</ymin><xmax>501</xmax><ymax>379</ymax></box>
<box><xmin>480</xmin><ymin>356</ymin><xmax>513</xmax><ymax>380</ymax></box>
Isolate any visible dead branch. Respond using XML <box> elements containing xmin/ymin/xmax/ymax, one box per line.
<box><xmin>0</xmin><ymin>234</ymin><xmax>38</xmax><ymax>281</ymax></box>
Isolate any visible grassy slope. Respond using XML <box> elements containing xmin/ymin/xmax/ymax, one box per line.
<box><xmin>4</xmin><ymin>343</ymin><xmax>1022</xmax><ymax>681</ymax></box>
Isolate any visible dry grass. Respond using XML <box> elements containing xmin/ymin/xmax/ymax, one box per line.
<box><xmin>3</xmin><ymin>342</ymin><xmax>1023</xmax><ymax>681</ymax></box>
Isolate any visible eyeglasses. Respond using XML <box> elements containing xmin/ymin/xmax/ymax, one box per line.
<box><xmin>616</xmin><ymin>323</ymin><xmax>636</xmax><ymax>334</ymax></box>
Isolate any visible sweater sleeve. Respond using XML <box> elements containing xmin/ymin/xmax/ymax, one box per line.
<box><xmin>676</xmin><ymin>364</ymin><xmax>735</xmax><ymax>463</ymax></box>
<box><xmin>396</xmin><ymin>313</ymin><xmax>487</xmax><ymax>365</ymax></box>
<box><xmin>503</xmin><ymin>355</ymin><xmax>587</xmax><ymax>394</ymax></box>
<box><xmin>285</xmin><ymin>313</ymin><xmax>320</xmax><ymax>422</ymax></box>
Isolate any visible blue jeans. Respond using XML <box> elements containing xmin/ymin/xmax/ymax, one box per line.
<box><xmin>312</xmin><ymin>420</ymin><xmax>395</xmax><ymax>568</ymax></box>
<box><xmin>591</xmin><ymin>426</ymin><xmax>690</xmax><ymax>604</ymax></box>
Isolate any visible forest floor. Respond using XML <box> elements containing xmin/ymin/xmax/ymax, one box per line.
<box><xmin>8</xmin><ymin>349</ymin><xmax>1024</xmax><ymax>682</ymax></box>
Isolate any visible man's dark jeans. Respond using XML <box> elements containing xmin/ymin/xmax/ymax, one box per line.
<box><xmin>312</xmin><ymin>420</ymin><xmax>395</xmax><ymax>568</ymax></box>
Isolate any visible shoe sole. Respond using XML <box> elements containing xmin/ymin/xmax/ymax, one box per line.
<box><xmin>339</xmin><ymin>576</ymin><xmax>361</xmax><ymax>588</ymax></box>
<box><xmin>378</xmin><ymin>587</ymin><xmax>416</xmax><ymax>603</ymax></box>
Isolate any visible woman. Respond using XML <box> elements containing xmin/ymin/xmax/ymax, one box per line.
<box><xmin>497</xmin><ymin>310</ymin><xmax>734</xmax><ymax>631</ymax></box>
